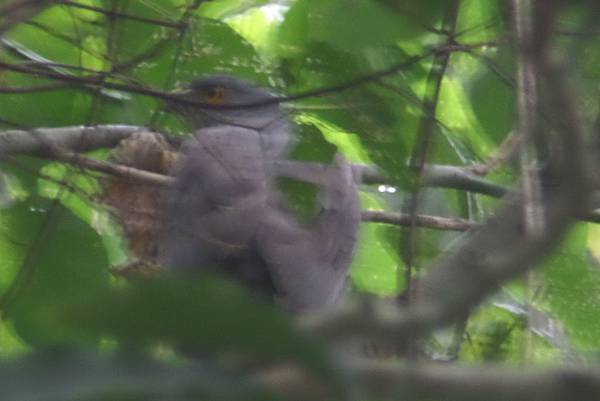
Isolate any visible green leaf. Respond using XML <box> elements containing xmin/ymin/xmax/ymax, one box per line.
<box><xmin>276</xmin><ymin>177</ymin><xmax>320</xmax><ymax>224</ymax></box>
<box><xmin>461</xmin><ymin>305</ymin><xmax>526</xmax><ymax>363</ymax></box>
<box><xmin>200</xmin><ymin>0</ymin><xmax>270</xmax><ymax>19</ymax></box>
<box><xmin>97</xmin><ymin>0</ymin><xmax>182</xmax><ymax>65</ymax></box>
<box><xmin>538</xmin><ymin>225</ymin><xmax>600</xmax><ymax>349</ymax></box>
<box><xmin>280</xmin><ymin>0</ymin><xmax>430</xmax><ymax>53</ymax></box>
<box><xmin>465</xmin><ymin>50</ymin><xmax>516</xmax><ymax>147</ymax></box>
<box><xmin>351</xmin><ymin>193</ymin><xmax>402</xmax><ymax>295</ymax></box>
<box><xmin>98</xmin><ymin>276</ymin><xmax>343</xmax><ymax>387</ymax></box>
<box><xmin>0</xmin><ymin>351</ymin><xmax>278</xmax><ymax>401</ymax></box>
<box><xmin>456</xmin><ymin>0</ymin><xmax>504</xmax><ymax>44</ymax></box>
<box><xmin>3</xmin><ymin>200</ymin><xmax>110</xmax><ymax>348</ymax></box>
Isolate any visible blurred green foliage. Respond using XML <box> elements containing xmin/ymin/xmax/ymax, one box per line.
<box><xmin>0</xmin><ymin>0</ymin><xmax>599</xmax><ymax>399</ymax></box>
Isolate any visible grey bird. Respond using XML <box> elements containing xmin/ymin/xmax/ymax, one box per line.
<box><xmin>159</xmin><ymin>75</ymin><xmax>361</xmax><ymax>313</ymax></box>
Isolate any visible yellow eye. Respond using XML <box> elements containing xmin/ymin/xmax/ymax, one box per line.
<box><xmin>205</xmin><ymin>87</ymin><xmax>227</xmax><ymax>104</ymax></box>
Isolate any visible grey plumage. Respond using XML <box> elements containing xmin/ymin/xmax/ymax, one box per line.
<box><xmin>160</xmin><ymin>75</ymin><xmax>360</xmax><ymax>312</ymax></box>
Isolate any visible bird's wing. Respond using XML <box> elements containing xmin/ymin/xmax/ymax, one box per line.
<box><xmin>313</xmin><ymin>155</ymin><xmax>362</xmax><ymax>272</ymax></box>
<box><xmin>257</xmin><ymin>155</ymin><xmax>361</xmax><ymax>312</ymax></box>
<box><xmin>160</xmin><ymin>125</ymin><xmax>271</xmax><ymax>272</ymax></box>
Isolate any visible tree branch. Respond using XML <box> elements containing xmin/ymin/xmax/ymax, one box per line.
<box><xmin>0</xmin><ymin>125</ymin><xmax>509</xmax><ymax>197</ymax></box>
<box><xmin>361</xmin><ymin>210</ymin><xmax>476</xmax><ymax>231</ymax></box>
<box><xmin>258</xmin><ymin>358</ymin><xmax>600</xmax><ymax>401</ymax></box>
<box><xmin>6</xmin><ymin>351</ymin><xmax>600</xmax><ymax>401</ymax></box>
<box><xmin>53</xmin><ymin>150</ymin><xmax>173</xmax><ymax>187</ymax></box>
<box><xmin>0</xmin><ymin>125</ymin><xmax>146</xmax><ymax>156</ymax></box>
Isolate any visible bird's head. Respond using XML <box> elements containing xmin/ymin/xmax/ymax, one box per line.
<box><xmin>165</xmin><ymin>75</ymin><xmax>285</xmax><ymax>131</ymax></box>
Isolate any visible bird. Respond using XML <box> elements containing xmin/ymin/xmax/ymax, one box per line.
<box><xmin>159</xmin><ymin>75</ymin><xmax>361</xmax><ymax>313</ymax></box>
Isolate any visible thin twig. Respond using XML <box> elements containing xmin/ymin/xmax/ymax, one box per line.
<box><xmin>52</xmin><ymin>150</ymin><xmax>173</xmax><ymax>187</ymax></box>
<box><xmin>362</xmin><ymin>210</ymin><xmax>476</xmax><ymax>231</ymax></box>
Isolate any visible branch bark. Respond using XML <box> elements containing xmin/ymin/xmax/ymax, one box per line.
<box><xmin>0</xmin><ymin>125</ymin><xmax>146</xmax><ymax>156</ymax></box>
<box><xmin>258</xmin><ymin>359</ymin><xmax>600</xmax><ymax>401</ymax></box>
<box><xmin>0</xmin><ymin>125</ymin><xmax>509</xmax><ymax>197</ymax></box>
<box><xmin>361</xmin><ymin>210</ymin><xmax>476</xmax><ymax>231</ymax></box>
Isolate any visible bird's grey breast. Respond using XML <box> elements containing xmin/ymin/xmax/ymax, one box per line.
<box><xmin>159</xmin><ymin>125</ymin><xmax>272</xmax><ymax>273</ymax></box>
